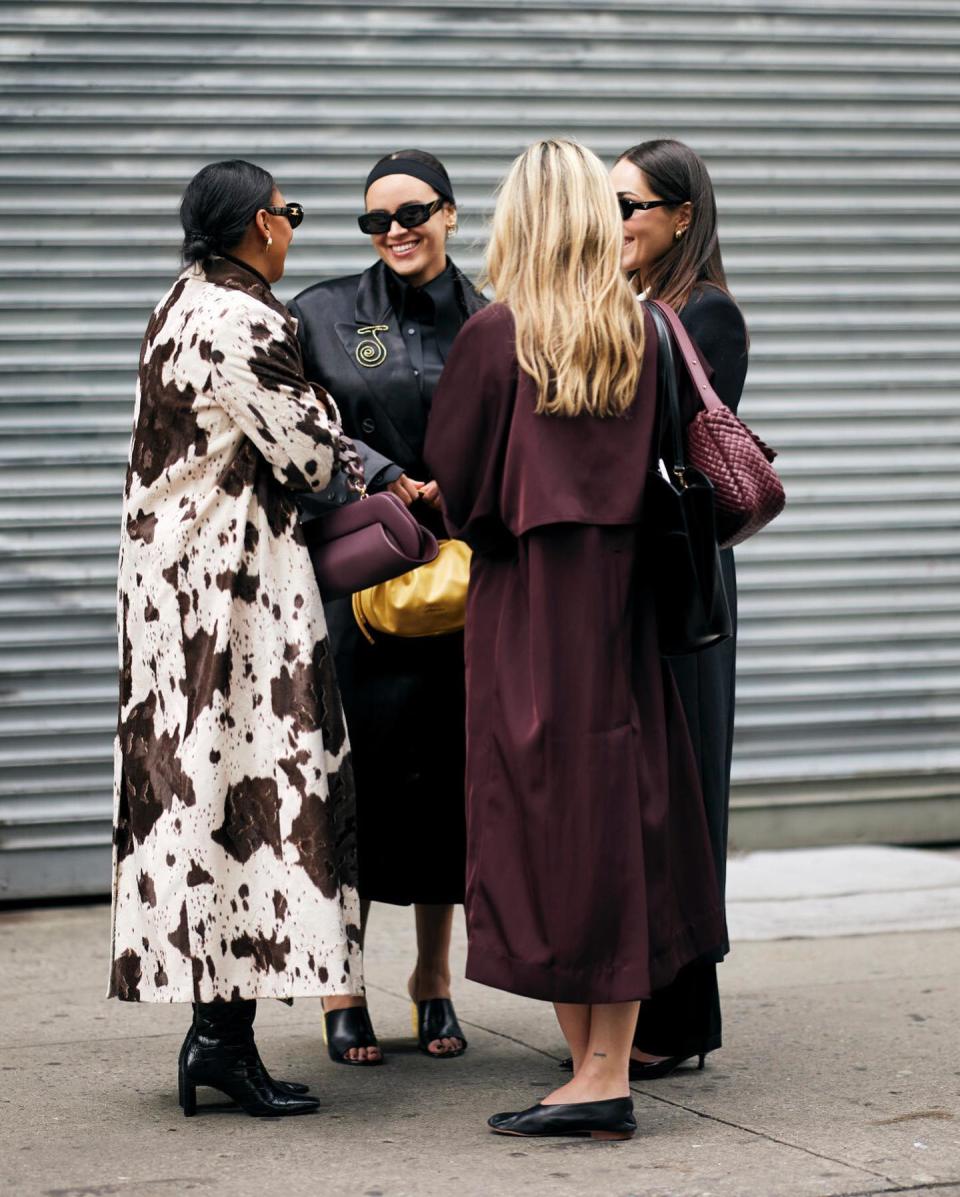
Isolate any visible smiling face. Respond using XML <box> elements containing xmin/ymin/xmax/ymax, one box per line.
<box><xmin>363</xmin><ymin>173</ymin><xmax>452</xmax><ymax>287</ymax></box>
<box><xmin>609</xmin><ymin>158</ymin><xmax>691</xmax><ymax>286</ymax></box>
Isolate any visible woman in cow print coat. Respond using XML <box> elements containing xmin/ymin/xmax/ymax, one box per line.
<box><xmin>110</xmin><ymin>161</ymin><xmax>364</xmax><ymax>1118</ymax></box>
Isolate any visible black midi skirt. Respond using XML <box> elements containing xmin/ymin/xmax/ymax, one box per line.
<box><xmin>325</xmin><ymin>595</ymin><xmax>467</xmax><ymax>906</ymax></box>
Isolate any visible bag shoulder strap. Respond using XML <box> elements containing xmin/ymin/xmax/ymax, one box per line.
<box><xmin>645</xmin><ymin>300</ymin><xmax>684</xmax><ymax>469</ymax></box>
<box><xmin>650</xmin><ymin>299</ymin><xmax>724</xmax><ymax>414</ymax></box>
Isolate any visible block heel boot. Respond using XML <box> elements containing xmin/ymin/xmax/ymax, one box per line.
<box><xmin>177</xmin><ymin>1002</ymin><xmax>310</xmax><ymax>1105</ymax></box>
<box><xmin>178</xmin><ymin>999</ymin><xmax>319</xmax><ymax>1118</ymax></box>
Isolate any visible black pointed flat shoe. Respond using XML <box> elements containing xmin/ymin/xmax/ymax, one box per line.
<box><xmin>323</xmin><ymin>1006</ymin><xmax>384</xmax><ymax>1067</ymax></box>
<box><xmin>488</xmin><ymin>1096</ymin><xmax>636</xmax><ymax>1140</ymax></box>
<box><xmin>412</xmin><ymin>998</ymin><xmax>467</xmax><ymax>1058</ymax></box>
<box><xmin>558</xmin><ymin>1052</ymin><xmax>706</xmax><ymax>1080</ymax></box>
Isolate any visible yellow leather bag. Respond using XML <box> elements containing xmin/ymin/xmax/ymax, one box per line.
<box><xmin>352</xmin><ymin>538</ymin><xmax>472</xmax><ymax>643</ymax></box>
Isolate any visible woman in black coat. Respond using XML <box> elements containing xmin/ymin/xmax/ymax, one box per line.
<box><xmin>288</xmin><ymin>149</ymin><xmax>486</xmax><ymax>1065</ymax></box>
<box><xmin>607</xmin><ymin>139</ymin><xmax>749</xmax><ymax>1078</ymax></box>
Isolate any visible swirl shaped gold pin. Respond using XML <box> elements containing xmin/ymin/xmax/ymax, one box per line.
<box><xmin>355</xmin><ymin>324</ymin><xmax>389</xmax><ymax>368</ymax></box>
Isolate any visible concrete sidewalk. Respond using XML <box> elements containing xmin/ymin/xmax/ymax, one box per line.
<box><xmin>1</xmin><ymin>849</ymin><xmax>959</xmax><ymax>1197</ymax></box>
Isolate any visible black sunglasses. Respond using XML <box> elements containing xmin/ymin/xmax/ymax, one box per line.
<box><xmin>358</xmin><ymin>197</ymin><xmax>445</xmax><ymax>235</ymax></box>
<box><xmin>266</xmin><ymin>203</ymin><xmax>304</xmax><ymax>229</ymax></box>
<box><xmin>618</xmin><ymin>197</ymin><xmax>671</xmax><ymax>220</ymax></box>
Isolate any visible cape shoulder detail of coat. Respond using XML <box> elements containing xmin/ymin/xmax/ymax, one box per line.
<box><xmin>425</xmin><ymin>302</ymin><xmax>661</xmax><ymax>550</ymax></box>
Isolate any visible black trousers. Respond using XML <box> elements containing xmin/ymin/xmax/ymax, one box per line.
<box><xmin>634</xmin><ymin>958</ymin><xmax>722</xmax><ymax>1058</ymax></box>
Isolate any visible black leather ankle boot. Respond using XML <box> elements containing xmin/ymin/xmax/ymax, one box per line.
<box><xmin>178</xmin><ymin>1003</ymin><xmax>310</xmax><ymax>1104</ymax></box>
<box><xmin>178</xmin><ymin>999</ymin><xmax>319</xmax><ymax>1118</ymax></box>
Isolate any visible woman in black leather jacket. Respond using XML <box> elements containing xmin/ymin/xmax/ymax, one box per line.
<box><xmin>289</xmin><ymin>149</ymin><xmax>486</xmax><ymax>1067</ymax></box>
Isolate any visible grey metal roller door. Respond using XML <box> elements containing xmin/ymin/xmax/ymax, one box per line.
<box><xmin>1</xmin><ymin>0</ymin><xmax>958</xmax><ymax>899</ymax></box>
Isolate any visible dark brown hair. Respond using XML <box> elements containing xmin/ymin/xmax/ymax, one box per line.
<box><xmin>616</xmin><ymin>139</ymin><xmax>730</xmax><ymax>311</ymax></box>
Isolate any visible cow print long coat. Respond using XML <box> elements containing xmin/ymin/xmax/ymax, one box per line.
<box><xmin>109</xmin><ymin>256</ymin><xmax>363</xmax><ymax>1004</ymax></box>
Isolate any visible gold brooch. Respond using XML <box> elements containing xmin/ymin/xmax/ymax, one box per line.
<box><xmin>355</xmin><ymin>324</ymin><xmax>389</xmax><ymax>368</ymax></box>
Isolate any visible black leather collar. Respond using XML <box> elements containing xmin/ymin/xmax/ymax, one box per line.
<box><xmin>354</xmin><ymin>258</ymin><xmax>486</xmax><ymax>326</ymax></box>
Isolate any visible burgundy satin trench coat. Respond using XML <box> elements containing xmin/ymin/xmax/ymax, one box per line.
<box><xmin>424</xmin><ymin>303</ymin><xmax>726</xmax><ymax>1004</ymax></box>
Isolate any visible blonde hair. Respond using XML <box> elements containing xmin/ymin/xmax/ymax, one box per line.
<box><xmin>483</xmin><ymin>138</ymin><xmax>645</xmax><ymax>418</ymax></box>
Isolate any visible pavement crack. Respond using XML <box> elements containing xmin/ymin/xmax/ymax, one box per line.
<box><xmin>372</xmin><ymin>984</ymin><xmax>902</xmax><ymax>1190</ymax></box>
<box><xmin>629</xmin><ymin>1084</ymin><xmax>899</xmax><ymax>1186</ymax></box>
<box><xmin>825</xmin><ymin>1184</ymin><xmax>960</xmax><ymax>1197</ymax></box>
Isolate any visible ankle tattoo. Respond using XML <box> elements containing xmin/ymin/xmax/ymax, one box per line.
<box><xmin>593</xmin><ymin>1051</ymin><xmax>607</xmax><ymax>1059</ymax></box>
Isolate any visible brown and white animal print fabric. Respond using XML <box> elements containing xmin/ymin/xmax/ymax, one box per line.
<box><xmin>109</xmin><ymin>257</ymin><xmax>363</xmax><ymax>1003</ymax></box>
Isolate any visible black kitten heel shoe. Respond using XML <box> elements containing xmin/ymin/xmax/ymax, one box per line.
<box><xmin>179</xmin><ymin>1000</ymin><xmax>319</xmax><ymax>1118</ymax></box>
<box><xmin>323</xmin><ymin>1006</ymin><xmax>384</xmax><ymax>1066</ymax></box>
<box><xmin>489</xmin><ymin>1097</ymin><xmax>636</xmax><ymax>1140</ymax></box>
<box><xmin>178</xmin><ymin>1006</ymin><xmax>310</xmax><ymax>1101</ymax></box>
<box><xmin>559</xmin><ymin>1051</ymin><xmax>706</xmax><ymax>1080</ymax></box>
<box><xmin>412</xmin><ymin>998</ymin><xmax>468</xmax><ymax>1058</ymax></box>
<box><xmin>628</xmin><ymin>1052</ymin><xmax>706</xmax><ymax>1080</ymax></box>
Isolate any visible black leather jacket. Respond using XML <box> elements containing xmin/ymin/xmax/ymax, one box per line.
<box><xmin>289</xmin><ymin>258</ymin><xmax>487</xmax><ymax>509</ymax></box>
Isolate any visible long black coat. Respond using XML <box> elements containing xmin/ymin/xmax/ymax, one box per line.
<box><xmin>288</xmin><ymin>260</ymin><xmax>487</xmax><ymax>905</ymax></box>
<box><xmin>672</xmin><ymin>285</ymin><xmax>748</xmax><ymax>925</ymax></box>
<box><xmin>630</xmin><ymin>285</ymin><xmax>748</xmax><ymax>1057</ymax></box>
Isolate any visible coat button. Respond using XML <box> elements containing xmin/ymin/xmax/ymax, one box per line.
<box><xmin>360</xmin><ymin>417</ymin><xmax>376</xmax><ymax>434</ymax></box>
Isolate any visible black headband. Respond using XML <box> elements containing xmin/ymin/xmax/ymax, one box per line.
<box><xmin>365</xmin><ymin>157</ymin><xmax>455</xmax><ymax>204</ymax></box>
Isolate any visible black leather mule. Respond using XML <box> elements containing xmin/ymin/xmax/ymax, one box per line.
<box><xmin>323</xmin><ymin>1005</ymin><xmax>384</xmax><ymax>1066</ymax></box>
<box><xmin>412</xmin><ymin>998</ymin><xmax>467</xmax><ymax>1058</ymax></box>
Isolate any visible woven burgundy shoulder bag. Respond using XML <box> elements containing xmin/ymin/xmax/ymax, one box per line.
<box><xmin>651</xmin><ymin>300</ymin><xmax>785</xmax><ymax>549</ymax></box>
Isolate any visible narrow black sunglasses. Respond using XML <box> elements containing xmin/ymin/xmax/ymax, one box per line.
<box><xmin>618</xmin><ymin>196</ymin><xmax>671</xmax><ymax>220</ymax></box>
<box><xmin>266</xmin><ymin>203</ymin><xmax>304</xmax><ymax>229</ymax></box>
<box><xmin>358</xmin><ymin>197</ymin><xmax>445</xmax><ymax>235</ymax></box>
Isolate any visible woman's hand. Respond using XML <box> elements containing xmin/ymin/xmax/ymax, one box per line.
<box><xmin>387</xmin><ymin>474</ymin><xmax>424</xmax><ymax>506</ymax></box>
<box><xmin>417</xmin><ymin>481</ymin><xmax>443</xmax><ymax>511</ymax></box>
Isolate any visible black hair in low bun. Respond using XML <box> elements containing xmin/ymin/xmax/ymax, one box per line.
<box><xmin>181</xmin><ymin>232</ymin><xmax>216</xmax><ymax>264</ymax></box>
<box><xmin>179</xmin><ymin>159</ymin><xmax>275</xmax><ymax>265</ymax></box>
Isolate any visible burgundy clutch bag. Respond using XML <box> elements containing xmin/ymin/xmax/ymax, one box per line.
<box><xmin>302</xmin><ymin>491</ymin><xmax>439</xmax><ymax>601</ymax></box>
<box><xmin>652</xmin><ymin>300</ymin><xmax>785</xmax><ymax>549</ymax></box>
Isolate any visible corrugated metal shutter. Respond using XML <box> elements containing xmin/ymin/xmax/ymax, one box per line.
<box><xmin>2</xmin><ymin>0</ymin><xmax>958</xmax><ymax>898</ymax></box>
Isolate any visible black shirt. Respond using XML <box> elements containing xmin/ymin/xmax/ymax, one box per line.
<box><xmin>385</xmin><ymin>259</ymin><xmax>462</xmax><ymax>407</ymax></box>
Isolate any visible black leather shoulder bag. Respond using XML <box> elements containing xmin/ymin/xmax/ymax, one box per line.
<box><xmin>644</xmin><ymin>301</ymin><xmax>732</xmax><ymax>656</ymax></box>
